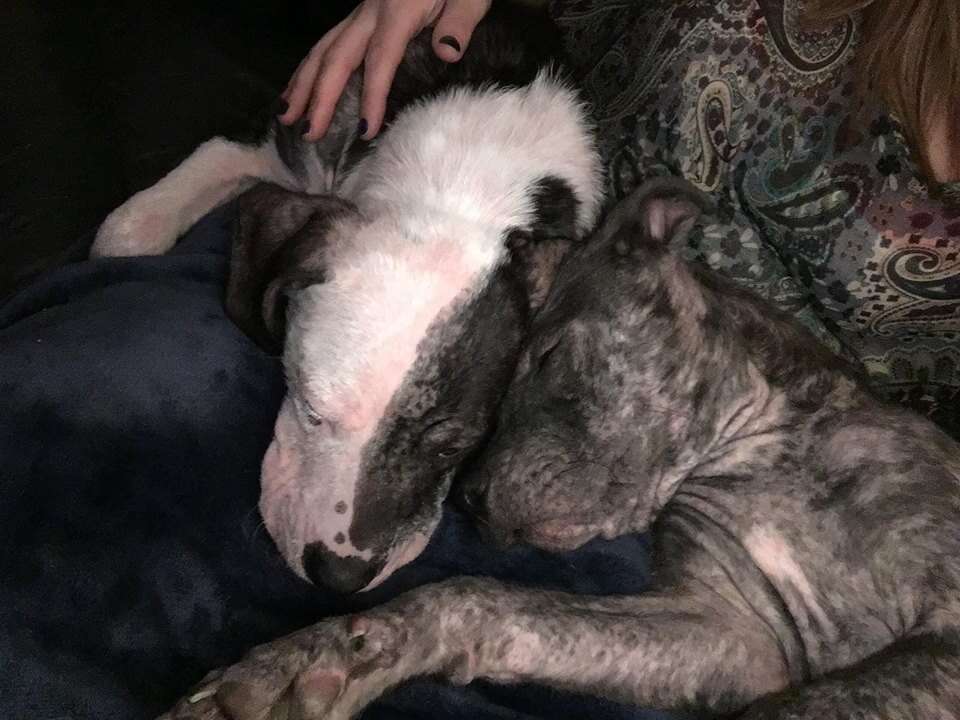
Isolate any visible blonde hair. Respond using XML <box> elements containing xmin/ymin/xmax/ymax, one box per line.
<box><xmin>805</xmin><ymin>0</ymin><xmax>958</xmax><ymax>182</ymax></box>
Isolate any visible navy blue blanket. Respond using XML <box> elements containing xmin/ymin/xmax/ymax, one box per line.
<box><xmin>0</xmin><ymin>206</ymin><xmax>683</xmax><ymax>720</ymax></box>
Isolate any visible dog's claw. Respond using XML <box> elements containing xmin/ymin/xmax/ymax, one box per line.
<box><xmin>188</xmin><ymin>686</ymin><xmax>219</xmax><ymax>704</ymax></box>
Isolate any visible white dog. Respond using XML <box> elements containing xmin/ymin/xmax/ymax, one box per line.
<box><xmin>91</xmin><ymin>7</ymin><xmax>603</xmax><ymax>594</ymax></box>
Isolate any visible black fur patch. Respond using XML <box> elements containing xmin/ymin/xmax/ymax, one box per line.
<box><xmin>227</xmin><ymin>183</ymin><xmax>358</xmax><ymax>350</ymax></box>
<box><xmin>348</xmin><ymin>262</ymin><xmax>532</xmax><ymax>551</ymax></box>
<box><xmin>529</xmin><ymin>175</ymin><xmax>580</xmax><ymax>240</ymax></box>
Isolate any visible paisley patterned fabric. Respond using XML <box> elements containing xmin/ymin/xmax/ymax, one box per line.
<box><xmin>551</xmin><ymin>0</ymin><xmax>960</xmax><ymax>437</ymax></box>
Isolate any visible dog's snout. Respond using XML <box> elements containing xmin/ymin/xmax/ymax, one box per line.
<box><xmin>301</xmin><ymin>542</ymin><xmax>380</xmax><ymax>594</ymax></box>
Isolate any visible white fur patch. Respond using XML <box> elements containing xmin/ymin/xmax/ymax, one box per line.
<box><xmin>745</xmin><ymin>526</ymin><xmax>837</xmax><ymax>639</ymax></box>
<box><xmin>90</xmin><ymin>137</ymin><xmax>297</xmax><ymax>257</ymax></box>
<box><xmin>341</xmin><ymin>71</ymin><xmax>603</xmax><ymax>235</ymax></box>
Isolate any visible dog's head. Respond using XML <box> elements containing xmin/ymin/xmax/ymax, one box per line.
<box><xmin>456</xmin><ymin>179</ymin><xmax>713</xmax><ymax>551</ymax></box>
<box><xmin>227</xmin><ymin>181</ymin><xmax>578</xmax><ymax>592</ymax></box>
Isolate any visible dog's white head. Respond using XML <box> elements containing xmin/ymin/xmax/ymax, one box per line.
<box><xmin>228</xmin><ymin>75</ymin><xmax>602</xmax><ymax>593</ymax></box>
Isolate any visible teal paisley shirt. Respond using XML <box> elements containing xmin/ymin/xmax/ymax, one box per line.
<box><xmin>551</xmin><ymin>0</ymin><xmax>960</xmax><ymax>436</ymax></box>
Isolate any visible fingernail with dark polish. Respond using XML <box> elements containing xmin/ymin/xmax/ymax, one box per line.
<box><xmin>439</xmin><ymin>36</ymin><xmax>461</xmax><ymax>53</ymax></box>
<box><xmin>358</xmin><ymin>118</ymin><xmax>368</xmax><ymax>137</ymax></box>
<box><xmin>277</xmin><ymin>98</ymin><xmax>289</xmax><ymax>115</ymax></box>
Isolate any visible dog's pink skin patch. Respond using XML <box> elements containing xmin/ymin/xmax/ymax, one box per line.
<box><xmin>295</xmin><ymin>667</ymin><xmax>345</xmax><ymax>713</ymax></box>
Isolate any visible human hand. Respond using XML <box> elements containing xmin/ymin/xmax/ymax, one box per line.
<box><xmin>280</xmin><ymin>0</ymin><xmax>492</xmax><ymax>142</ymax></box>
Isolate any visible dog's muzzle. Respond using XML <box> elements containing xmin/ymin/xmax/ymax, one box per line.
<box><xmin>302</xmin><ymin>543</ymin><xmax>383</xmax><ymax>594</ymax></box>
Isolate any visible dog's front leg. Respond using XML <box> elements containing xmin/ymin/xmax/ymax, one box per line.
<box><xmin>161</xmin><ymin>577</ymin><xmax>790</xmax><ymax>720</ymax></box>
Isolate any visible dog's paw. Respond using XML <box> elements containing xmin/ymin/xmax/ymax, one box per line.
<box><xmin>90</xmin><ymin>193</ymin><xmax>182</xmax><ymax>258</ymax></box>
<box><xmin>159</xmin><ymin>614</ymin><xmax>419</xmax><ymax>720</ymax></box>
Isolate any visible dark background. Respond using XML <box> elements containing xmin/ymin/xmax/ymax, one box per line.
<box><xmin>0</xmin><ymin>0</ymin><xmax>358</xmax><ymax>299</ymax></box>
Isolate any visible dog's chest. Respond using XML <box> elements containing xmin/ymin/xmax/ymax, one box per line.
<box><xmin>666</xmin><ymin>471</ymin><xmax>903</xmax><ymax>676</ymax></box>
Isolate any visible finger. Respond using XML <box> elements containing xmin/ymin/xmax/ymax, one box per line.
<box><xmin>279</xmin><ymin>51</ymin><xmax>320</xmax><ymax>124</ymax></box>
<box><xmin>301</xmin><ymin>7</ymin><xmax>379</xmax><ymax>140</ymax></box>
<box><xmin>281</xmin><ymin>51</ymin><xmax>312</xmax><ymax>103</ymax></box>
<box><xmin>358</xmin><ymin>3</ymin><xmax>432</xmax><ymax>139</ymax></box>
<box><xmin>281</xmin><ymin>54</ymin><xmax>310</xmax><ymax>106</ymax></box>
<box><xmin>431</xmin><ymin>0</ymin><xmax>491</xmax><ymax>63</ymax></box>
<box><xmin>281</xmin><ymin>9</ymin><xmax>366</xmax><ymax>126</ymax></box>
<box><xmin>278</xmin><ymin>20</ymin><xmax>346</xmax><ymax>125</ymax></box>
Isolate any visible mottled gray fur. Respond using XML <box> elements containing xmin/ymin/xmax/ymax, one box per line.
<box><xmin>162</xmin><ymin>180</ymin><xmax>960</xmax><ymax>719</ymax></box>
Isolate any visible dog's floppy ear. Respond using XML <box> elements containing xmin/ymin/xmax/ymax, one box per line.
<box><xmin>226</xmin><ymin>182</ymin><xmax>358</xmax><ymax>350</ymax></box>
<box><xmin>504</xmin><ymin>232</ymin><xmax>572</xmax><ymax>313</ymax></box>
<box><xmin>501</xmin><ymin>174</ymin><xmax>590</xmax><ymax>313</ymax></box>
<box><xmin>599</xmin><ymin>177</ymin><xmax>714</xmax><ymax>252</ymax></box>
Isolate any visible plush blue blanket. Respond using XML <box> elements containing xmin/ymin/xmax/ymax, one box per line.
<box><xmin>0</xmin><ymin>206</ymin><xmax>684</xmax><ymax>720</ymax></box>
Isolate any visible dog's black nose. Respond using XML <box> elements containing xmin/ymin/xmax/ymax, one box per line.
<box><xmin>301</xmin><ymin>542</ymin><xmax>379</xmax><ymax>594</ymax></box>
<box><xmin>454</xmin><ymin>475</ymin><xmax>489</xmax><ymax>519</ymax></box>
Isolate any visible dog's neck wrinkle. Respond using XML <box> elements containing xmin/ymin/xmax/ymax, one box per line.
<box><xmin>644</xmin><ymin>363</ymin><xmax>785</xmax><ymax>521</ymax></box>
<box><xmin>616</xmin><ymin>347</ymin><xmax>777</xmax><ymax>529</ymax></box>
<box><xmin>691</xmin><ymin>262</ymin><xmax>858</xmax><ymax>402</ymax></box>
<box><xmin>623</xmin><ymin>266</ymin><xmax>800</xmax><ymax>514</ymax></box>
<box><xmin>641</xmin><ymin>263</ymin><xmax>861</xmax><ymax>490</ymax></box>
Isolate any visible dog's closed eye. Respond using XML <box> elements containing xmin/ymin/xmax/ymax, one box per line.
<box><xmin>536</xmin><ymin>337</ymin><xmax>563</xmax><ymax>373</ymax></box>
<box><xmin>420</xmin><ymin>418</ymin><xmax>473</xmax><ymax>461</ymax></box>
<box><xmin>297</xmin><ymin>397</ymin><xmax>326</xmax><ymax>428</ymax></box>
<box><xmin>305</xmin><ymin>405</ymin><xmax>324</xmax><ymax>427</ymax></box>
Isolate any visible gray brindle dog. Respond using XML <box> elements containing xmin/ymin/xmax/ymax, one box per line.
<box><xmin>165</xmin><ymin>180</ymin><xmax>960</xmax><ymax>720</ymax></box>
